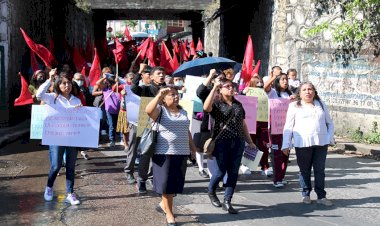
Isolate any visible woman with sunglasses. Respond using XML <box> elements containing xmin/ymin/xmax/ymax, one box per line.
<box><xmin>203</xmin><ymin>78</ymin><xmax>255</xmax><ymax>214</ymax></box>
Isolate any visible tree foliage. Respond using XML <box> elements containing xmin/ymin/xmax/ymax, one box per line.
<box><xmin>306</xmin><ymin>0</ymin><xmax>380</xmax><ymax>64</ymax></box>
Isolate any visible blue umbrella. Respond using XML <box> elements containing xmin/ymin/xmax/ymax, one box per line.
<box><xmin>172</xmin><ymin>57</ymin><xmax>237</xmax><ymax>77</ymax></box>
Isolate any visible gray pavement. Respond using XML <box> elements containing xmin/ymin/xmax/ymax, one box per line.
<box><xmin>0</xmin><ymin>139</ymin><xmax>380</xmax><ymax>226</ymax></box>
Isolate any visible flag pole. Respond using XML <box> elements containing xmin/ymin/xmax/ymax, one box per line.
<box><xmin>116</xmin><ymin>63</ymin><xmax>119</xmax><ymax>93</ymax></box>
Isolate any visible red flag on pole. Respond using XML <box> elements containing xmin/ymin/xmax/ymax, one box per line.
<box><xmin>173</xmin><ymin>40</ymin><xmax>180</xmax><ymax>55</ymax></box>
<box><xmin>171</xmin><ymin>51</ymin><xmax>179</xmax><ymax>72</ymax></box>
<box><xmin>241</xmin><ymin>35</ymin><xmax>254</xmax><ymax>84</ymax></box>
<box><xmin>137</xmin><ymin>38</ymin><xmax>150</xmax><ymax>62</ymax></box>
<box><xmin>113</xmin><ymin>38</ymin><xmax>124</xmax><ymax>64</ymax></box>
<box><xmin>88</xmin><ymin>48</ymin><xmax>101</xmax><ymax>86</ymax></box>
<box><xmin>20</xmin><ymin>28</ymin><xmax>57</xmax><ymax>68</ymax></box>
<box><xmin>30</xmin><ymin>51</ymin><xmax>40</xmax><ymax>73</ymax></box>
<box><xmin>252</xmin><ymin>60</ymin><xmax>261</xmax><ymax>75</ymax></box>
<box><xmin>196</xmin><ymin>37</ymin><xmax>203</xmax><ymax>51</ymax></box>
<box><xmin>14</xmin><ymin>72</ymin><xmax>34</xmax><ymax>106</ymax></box>
<box><xmin>73</xmin><ymin>47</ymin><xmax>87</xmax><ymax>72</ymax></box>
<box><xmin>160</xmin><ymin>41</ymin><xmax>174</xmax><ymax>74</ymax></box>
<box><xmin>124</xmin><ymin>26</ymin><xmax>132</xmax><ymax>41</ymax></box>
<box><xmin>180</xmin><ymin>40</ymin><xmax>189</xmax><ymax>61</ymax></box>
<box><xmin>189</xmin><ymin>40</ymin><xmax>196</xmax><ymax>56</ymax></box>
<box><xmin>146</xmin><ymin>38</ymin><xmax>157</xmax><ymax>66</ymax></box>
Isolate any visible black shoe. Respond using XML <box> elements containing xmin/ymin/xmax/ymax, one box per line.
<box><xmin>137</xmin><ymin>181</ymin><xmax>147</xmax><ymax>194</ymax></box>
<box><xmin>155</xmin><ymin>204</ymin><xmax>166</xmax><ymax>215</ymax></box>
<box><xmin>222</xmin><ymin>200</ymin><xmax>238</xmax><ymax>214</ymax></box>
<box><xmin>208</xmin><ymin>192</ymin><xmax>221</xmax><ymax>207</ymax></box>
<box><xmin>125</xmin><ymin>173</ymin><xmax>136</xmax><ymax>184</ymax></box>
<box><xmin>166</xmin><ymin>221</ymin><xmax>177</xmax><ymax>226</ymax></box>
<box><xmin>199</xmin><ymin>170</ymin><xmax>209</xmax><ymax>178</ymax></box>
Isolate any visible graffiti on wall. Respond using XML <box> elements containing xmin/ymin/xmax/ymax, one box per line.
<box><xmin>300</xmin><ymin>52</ymin><xmax>380</xmax><ymax>115</ymax></box>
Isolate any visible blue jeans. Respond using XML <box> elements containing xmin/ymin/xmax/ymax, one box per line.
<box><xmin>295</xmin><ymin>145</ymin><xmax>328</xmax><ymax>199</ymax></box>
<box><xmin>208</xmin><ymin>137</ymin><xmax>245</xmax><ymax>201</ymax></box>
<box><xmin>105</xmin><ymin>111</ymin><xmax>118</xmax><ymax>142</ymax></box>
<box><xmin>47</xmin><ymin>146</ymin><xmax>78</xmax><ymax>193</ymax></box>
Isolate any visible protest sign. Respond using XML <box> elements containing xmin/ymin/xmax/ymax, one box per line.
<box><xmin>246</xmin><ymin>88</ymin><xmax>268</xmax><ymax>122</ymax></box>
<box><xmin>41</xmin><ymin>106</ymin><xmax>101</xmax><ymax>148</ymax></box>
<box><xmin>235</xmin><ymin>95</ymin><xmax>258</xmax><ymax>134</ymax></box>
<box><xmin>30</xmin><ymin>105</ymin><xmax>47</xmax><ymax>139</ymax></box>
<box><xmin>269</xmin><ymin>98</ymin><xmax>290</xmax><ymax>134</ymax></box>
<box><xmin>182</xmin><ymin>75</ymin><xmax>205</xmax><ymax>112</ymax></box>
<box><xmin>179</xmin><ymin>99</ymin><xmax>194</xmax><ymax>130</ymax></box>
<box><xmin>137</xmin><ymin>97</ymin><xmax>154</xmax><ymax>136</ymax></box>
<box><xmin>124</xmin><ymin>85</ymin><xmax>140</xmax><ymax>125</ymax></box>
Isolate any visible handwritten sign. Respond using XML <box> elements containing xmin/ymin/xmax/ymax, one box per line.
<box><xmin>182</xmin><ymin>75</ymin><xmax>205</xmax><ymax>112</ymax></box>
<box><xmin>125</xmin><ymin>85</ymin><xmax>140</xmax><ymax>125</ymax></box>
<box><xmin>137</xmin><ymin>97</ymin><xmax>154</xmax><ymax>136</ymax></box>
<box><xmin>179</xmin><ymin>99</ymin><xmax>194</xmax><ymax>130</ymax></box>
<box><xmin>269</xmin><ymin>99</ymin><xmax>290</xmax><ymax>134</ymax></box>
<box><xmin>30</xmin><ymin>105</ymin><xmax>48</xmax><ymax>139</ymax></box>
<box><xmin>42</xmin><ymin>106</ymin><xmax>101</xmax><ymax>148</ymax></box>
<box><xmin>246</xmin><ymin>88</ymin><xmax>268</xmax><ymax>122</ymax></box>
<box><xmin>235</xmin><ymin>95</ymin><xmax>258</xmax><ymax>134</ymax></box>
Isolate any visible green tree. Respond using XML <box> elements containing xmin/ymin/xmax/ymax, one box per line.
<box><xmin>122</xmin><ymin>20</ymin><xmax>138</xmax><ymax>29</ymax></box>
<box><xmin>306</xmin><ymin>0</ymin><xmax>379</xmax><ymax>64</ymax></box>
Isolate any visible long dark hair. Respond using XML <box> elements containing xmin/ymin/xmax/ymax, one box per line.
<box><xmin>53</xmin><ymin>73</ymin><xmax>75</xmax><ymax>104</ymax></box>
<box><xmin>274</xmin><ymin>73</ymin><xmax>292</xmax><ymax>97</ymax></box>
<box><xmin>295</xmin><ymin>81</ymin><xmax>321</xmax><ymax>107</ymax></box>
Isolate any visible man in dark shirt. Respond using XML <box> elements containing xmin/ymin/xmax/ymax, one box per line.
<box><xmin>124</xmin><ymin>64</ymin><xmax>166</xmax><ymax>194</ymax></box>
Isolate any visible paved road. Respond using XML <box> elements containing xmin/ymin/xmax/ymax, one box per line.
<box><xmin>1</xmin><ymin>140</ymin><xmax>379</xmax><ymax>226</ymax></box>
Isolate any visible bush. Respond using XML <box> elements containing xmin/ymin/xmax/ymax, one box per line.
<box><xmin>351</xmin><ymin>122</ymin><xmax>380</xmax><ymax>144</ymax></box>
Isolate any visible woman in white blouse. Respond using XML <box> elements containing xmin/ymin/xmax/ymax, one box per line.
<box><xmin>282</xmin><ymin>82</ymin><xmax>334</xmax><ymax>206</ymax></box>
<box><xmin>36</xmin><ymin>68</ymin><xmax>82</xmax><ymax>206</ymax></box>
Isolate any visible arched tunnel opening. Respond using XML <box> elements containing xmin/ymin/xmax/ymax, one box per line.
<box><xmin>5</xmin><ymin>0</ymin><xmax>273</xmax><ymax>125</ymax></box>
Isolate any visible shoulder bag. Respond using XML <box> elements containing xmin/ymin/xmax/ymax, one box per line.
<box><xmin>203</xmin><ymin>111</ymin><xmax>235</xmax><ymax>155</ymax></box>
<box><xmin>137</xmin><ymin>107</ymin><xmax>163</xmax><ymax>158</ymax></box>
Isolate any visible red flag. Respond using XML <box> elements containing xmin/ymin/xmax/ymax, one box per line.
<box><xmin>14</xmin><ymin>73</ymin><xmax>33</xmax><ymax>106</ymax></box>
<box><xmin>113</xmin><ymin>38</ymin><xmax>124</xmax><ymax>64</ymax></box>
<box><xmin>196</xmin><ymin>37</ymin><xmax>203</xmax><ymax>51</ymax></box>
<box><xmin>20</xmin><ymin>28</ymin><xmax>57</xmax><ymax>68</ymax></box>
<box><xmin>241</xmin><ymin>35</ymin><xmax>254</xmax><ymax>84</ymax></box>
<box><xmin>30</xmin><ymin>51</ymin><xmax>39</xmax><ymax>72</ymax></box>
<box><xmin>180</xmin><ymin>40</ymin><xmax>189</xmax><ymax>61</ymax></box>
<box><xmin>184</xmin><ymin>40</ymin><xmax>190</xmax><ymax>57</ymax></box>
<box><xmin>173</xmin><ymin>40</ymin><xmax>180</xmax><ymax>55</ymax></box>
<box><xmin>124</xmin><ymin>26</ymin><xmax>132</xmax><ymax>41</ymax></box>
<box><xmin>171</xmin><ymin>51</ymin><xmax>179</xmax><ymax>72</ymax></box>
<box><xmin>73</xmin><ymin>47</ymin><xmax>87</xmax><ymax>72</ymax></box>
<box><xmin>160</xmin><ymin>41</ymin><xmax>174</xmax><ymax>74</ymax></box>
<box><xmin>146</xmin><ymin>38</ymin><xmax>157</xmax><ymax>66</ymax></box>
<box><xmin>81</xmin><ymin>66</ymin><xmax>86</xmax><ymax>76</ymax></box>
<box><xmin>252</xmin><ymin>60</ymin><xmax>261</xmax><ymax>75</ymax></box>
<box><xmin>88</xmin><ymin>48</ymin><xmax>101</xmax><ymax>86</ymax></box>
<box><xmin>189</xmin><ymin>40</ymin><xmax>196</xmax><ymax>56</ymax></box>
<box><xmin>137</xmin><ymin>38</ymin><xmax>150</xmax><ymax>62</ymax></box>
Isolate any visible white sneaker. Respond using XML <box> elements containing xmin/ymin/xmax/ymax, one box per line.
<box><xmin>261</xmin><ymin>169</ymin><xmax>273</xmax><ymax>177</ymax></box>
<box><xmin>280</xmin><ymin>180</ymin><xmax>288</xmax><ymax>185</ymax></box>
<box><xmin>65</xmin><ymin>193</ymin><xmax>80</xmax><ymax>205</ymax></box>
<box><xmin>240</xmin><ymin>165</ymin><xmax>251</xmax><ymax>175</ymax></box>
<box><xmin>317</xmin><ymin>198</ymin><xmax>333</xmax><ymax>206</ymax></box>
<box><xmin>302</xmin><ymin>196</ymin><xmax>312</xmax><ymax>204</ymax></box>
<box><xmin>44</xmin><ymin>186</ymin><xmax>53</xmax><ymax>201</ymax></box>
<box><xmin>80</xmin><ymin>151</ymin><xmax>89</xmax><ymax>160</ymax></box>
<box><xmin>109</xmin><ymin>141</ymin><xmax>115</xmax><ymax>147</ymax></box>
<box><xmin>273</xmin><ymin>182</ymin><xmax>284</xmax><ymax>188</ymax></box>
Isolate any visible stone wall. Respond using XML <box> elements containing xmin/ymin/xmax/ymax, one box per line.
<box><xmin>1</xmin><ymin>0</ymin><xmax>93</xmax><ymax>125</ymax></box>
<box><xmin>270</xmin><ymin>0</ymin><xmax>380</xmax><ymax>135</ymax></box>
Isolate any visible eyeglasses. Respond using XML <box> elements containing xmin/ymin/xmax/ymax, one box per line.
<box><xmin>222</xmin><ymin>84</ymin><xmax>233</xmax><ymax>89</ymax></box>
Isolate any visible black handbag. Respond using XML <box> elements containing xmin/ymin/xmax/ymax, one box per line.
<box><xmin>137</xmin><ymin>108</ymin><xmax>163</xmax><ymax>157</ymax></box>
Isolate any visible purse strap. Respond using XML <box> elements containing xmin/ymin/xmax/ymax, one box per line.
<box><xmin>144</xmin><ymin>106</ymin><xmax>163</xmax><ymax>130</ymax></box>
<box><xmin>213</xmin><ymin>110</ymin><xmax>235</xmax><ymax>140</ymax></box>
